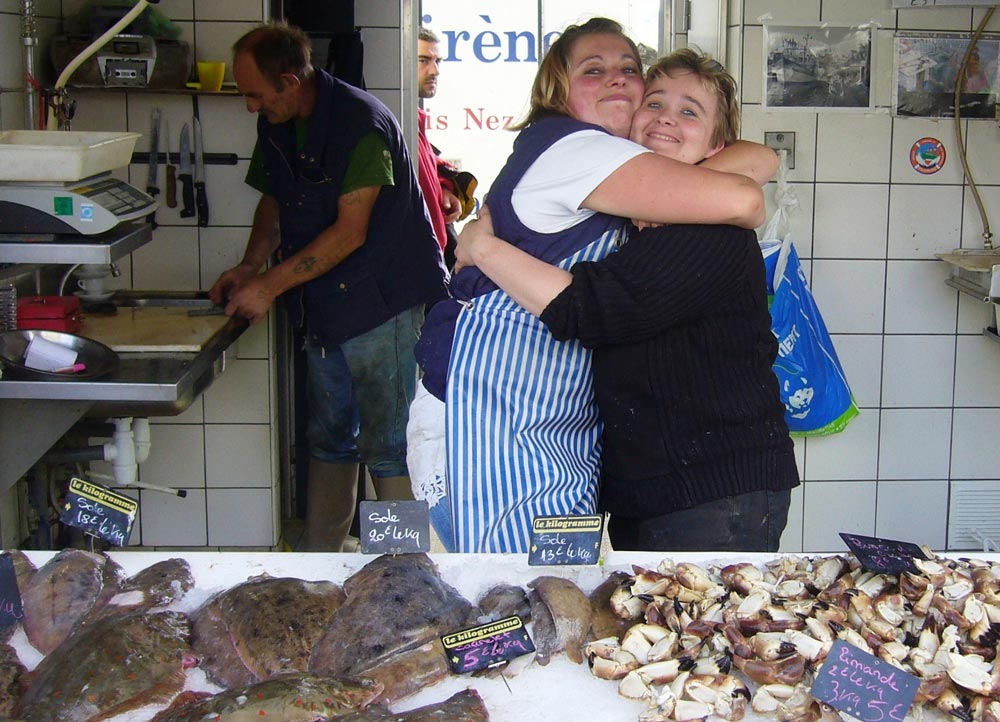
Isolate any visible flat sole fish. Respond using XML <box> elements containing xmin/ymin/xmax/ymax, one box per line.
<box><xmin>192</xmin><ymin>575</ymin><xmax>346</xmax><ymax>687</ymax></box>
<box><xmin>21</xmin><ymin>549</ymin><xmax>125</xmax><ymax>655</ymax></box>
<box><xmin>0</xmin><ymin>643</ymin><xmax>25</xmax><ymax>717</ymax></box>
<box><xmin>310</xmin><ymin>553</ymin><xmax>473</xmax><ymax>704</ymax></box>
<box><xmin>17</xmin><ymin>610</ymin><xmax>193</xmax><ymax>722</ymax></box>
<box><xmin>335</xmin><ymin>689</ymin><xmax>491</xmax><ymax>721</ymax></box>
<box><xmin>528</xmin><ymin>576</ymin><xmax>592</xmax><ymax>665</ymax></box>
<box><xmin>149</xmin><ymin>673</ymin><xmax>384</xmax><ymax>722</ymax></box>
<box><xmin>588</xmin><ymin>570</ymin><xmax>634</xmax><ymax>642</ymax></box>
<box><xmin>95</xmin><ymin>558</ymin><xmax>195</xmax><ymax>620</ymax></box>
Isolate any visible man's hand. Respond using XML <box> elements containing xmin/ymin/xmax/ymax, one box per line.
<box><xmin>208</xmin><ymin>263</ymin><xmax>258</xmax><ymax>306</ymax></box>
<box><xmin>223</xmin><ymin>273</ymin><xmax>277</xmax><ymax>325</ymax></box>
<box><xmin>453</xmin><ymin>205</ymin><xmax>495</xmax><ymax>273</ymax></box>
<box><xmin>441</xmin><ymin>188</ymin><xmax>461</xmax><ymax>224</ymax></box>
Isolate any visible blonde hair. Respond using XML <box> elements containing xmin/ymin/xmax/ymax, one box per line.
<box><xmin>514</xmin><ymin>17</ymin><xmax>641</xmax><ymax>130</ymax></box>
<box><xmin>644</xmin><ymin>48</ymin><xmax>740</xmax><ymax>146</ymax></box>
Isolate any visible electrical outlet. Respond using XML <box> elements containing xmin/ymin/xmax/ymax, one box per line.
<box><xmin>764</xmin><ymin>131</ymin><xmax>795</xmax><ymax>169</ymax></box>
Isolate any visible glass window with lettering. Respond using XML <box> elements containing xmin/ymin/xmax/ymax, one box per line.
<box><xmin>419</xmin><ymin>0</ymin><xmax>666</xmax><ymax>227</ymax></box>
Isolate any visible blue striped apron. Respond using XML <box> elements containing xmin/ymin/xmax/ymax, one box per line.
<box><xmin>445</xmin><ymin>229</ymin><xmax>625</xmax><ymax>553</ymax></box>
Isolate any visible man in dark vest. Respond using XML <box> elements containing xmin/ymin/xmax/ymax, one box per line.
<box><xmin>209</xmin><ymin>22</ymin><xmax>447</xmax><ymax>551</ymax></box>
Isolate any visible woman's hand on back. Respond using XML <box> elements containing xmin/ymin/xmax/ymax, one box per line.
<box><xmin>453</xmin><ymin>205</ymin><xmax>496</xmax><ymax>273</ymax></box>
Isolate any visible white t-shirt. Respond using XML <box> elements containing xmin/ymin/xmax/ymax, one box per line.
<box><xmin>511</xmin><ymin>130</ymin><xmax>650</xmax><ymax>234</ymax></box>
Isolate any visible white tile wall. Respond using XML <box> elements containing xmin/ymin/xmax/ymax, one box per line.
<box><xmin>816</xmin><ymin>114</ymin><xmax>891</xmax><ymax>184</ymax></box>
<box><xmin>878</xmin><ymin>408</ymin><xmax>953</xmax><ymax>479</ymax></box>
<box><xmin>804</xmin><ymin>409</ymin><xmax>879</xmax><ymax>481</ymax></box>
<box><xmin>207</xmin><ymin>488</ymin><xmax>276</xmax><ymax>546</ymax></box>
<box><xmin>874</xmin><ymin>480</ymin><xmax>949</xmax><ymax>550</ymax></box>
<box><xmin>813</xmin><ymin>184</ymin><xmax>888</xmax><ymax>259</ymax></box>
<box><xmin>887</xmin><ymin>185</ymin><xmax>963</xmax><ymax>258</ymax></box>
<box><xmin>139</xmin><ymin>488</ymin><xmax>208</xmax><ymax>547</ymax></box>
<box><xmin>801</xmin><ymin>481</ymin><xmax>877</xmax><ymax>552</ymax></box>
<box><xmin>738</xmin><ymin>0</ymin><xmax>1000</xmax><ymax>553</ymax></box>
<box><xmin>204</xmin><ymin>424</ymin><xmax>273</xmax><ymax>488</ymax></box>
<box><xmin>810</xmin><ymin>259</ymin><xmax>886</xmax><ymax>334</ymax></box>
<box><xmin>830</xmin><ymin>334</ymin><xmax>882</xmax><ymax>409</ymax></box>
<box><xmin>881</xmin><ymin>335</ymin><xmax>955</xmax><ymax>408</ymax></box>
<box><xmin>951</xmin><ymin>408</ymin><xmax>1000</xmax><ymax>479</ymax></box>
<box><xmin>884</xmin><ymin>261</ymin><xmax>957</xmax><ymax>334</ymax></box>
<box><xmin>954</xmin><ymin>336</ymin><xmax>1000</xmax><ymax>407</ymax></box>
<box><xmin>140</xmin><ymin>424</ymin><xmax>207</xmax><ymax>489</ymax></box>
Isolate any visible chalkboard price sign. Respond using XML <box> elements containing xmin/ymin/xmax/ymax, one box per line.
<box><xmin>812</xmin><ymin>640</ymin><xmax>919</xmax><ymax>722</ymax></box>
<box><xmin>528</xmin><ymin>514</ymin><xmax>603</xmax><ymax>566</ymax></box>
<box><xmin>840</xmin><ymin>532</ymin><xmax>929</xmax><ymax>575</ymax></box>
<box><xmin>442</xmin><ymin>615</ymin><xmax>536</xmax><ymax>674</ymax></box>
<box><xmin>60</xmin><ymin>478</ymin><xmax>137</xmax><ymax>547</ymax></box>
<box><xmin>359</xmin><ymin>500</ymin><xmax>430</xmax><ymax>554</ymax></box>
<box><xmin>0</xmin><ymin>554</ymin><xmax>23</xmax><ymax>630</ymax></box>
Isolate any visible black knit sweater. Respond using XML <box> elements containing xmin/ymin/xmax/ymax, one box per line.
<box><xmin>540</xmin><ymin>223</ymin><xmax>800</xmax><ymax>518</ymax></box>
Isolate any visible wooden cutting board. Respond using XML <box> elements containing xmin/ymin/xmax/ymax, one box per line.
<box><xmin>78</xmin><ymin>307</ymin><xmax>231</xmax><ymax>353</ymax></box>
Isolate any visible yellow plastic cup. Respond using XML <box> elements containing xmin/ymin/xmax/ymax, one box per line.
<box><xmin>197</xmin><ymin>61</ymin><xmax>226</xmax><ymax>92</ymax></box>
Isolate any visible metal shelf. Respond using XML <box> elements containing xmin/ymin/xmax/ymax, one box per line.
<box><xmin>946</xmin><ymin>276</ymin><xmax>991</xmax><ymax>301</ymax></box>
<box><xmin>0</xmin><ymin>222</ymin><xmax>152</xmax><ymax>265</ymax></box>
<box><xmin>68</xmin><ymin>85</ymin><xmax>239</xmax><ymax>96</ymax></box>
<box><xmin>986</xmin><ymin>327</ymin><xmax>1000</xmax><ymax>347</ymax></box>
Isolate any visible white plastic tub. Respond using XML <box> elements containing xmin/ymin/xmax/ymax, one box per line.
<box><xmin>0</xmin><ymin>130</ymin><xmax>141</xmax><ymax>182</ymax></box>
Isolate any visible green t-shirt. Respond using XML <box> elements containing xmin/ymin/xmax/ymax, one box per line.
<box><xmin>245</xmin><ymin>120</ymin><xmax>394</xmax><ymax>196</ymax></box>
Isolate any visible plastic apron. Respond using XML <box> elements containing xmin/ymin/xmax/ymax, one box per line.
<box><xmin>445</xmin><ymin>229</ymin><xmax>625</xmax><ymax>553</ymax></box>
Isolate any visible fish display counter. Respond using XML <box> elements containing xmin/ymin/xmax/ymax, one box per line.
<box><xmin>5</xmin><ymin>549</ymin><xmax>1000</xmax><ymax>722</ymax></box>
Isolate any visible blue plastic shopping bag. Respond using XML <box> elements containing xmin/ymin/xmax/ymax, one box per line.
<box><xmin>760</xmin><ymin>235</ymin><xmax>859</xmax><ymax>436</ymax></box>
<box><xmin>757</xmin><ymin>190</ymin><xmax>859</xmax><ymax>436</ymax></box>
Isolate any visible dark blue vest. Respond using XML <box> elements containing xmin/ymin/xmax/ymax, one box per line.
<box><xmin>258</xmin><ymin>68</ymin><xmax>447</xmax><ymax>346</ymax></box>
<box><xmin>415</xmin><ymin>116</ymin><xmax>626</xmax><ymax>399</ymax></box>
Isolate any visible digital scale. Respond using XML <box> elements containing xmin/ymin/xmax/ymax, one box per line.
<box><xmin>0</xmin><ymin>174</ymin><xmax>154</xmax><ymax>235</ymax></box>
<box><xmin>0</xmin><ymin>131</ymin><xmax>155</xmax><ymax>236</ymax></box>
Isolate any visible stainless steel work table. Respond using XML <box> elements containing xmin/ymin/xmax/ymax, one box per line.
<box><xmin>0</xmin><ymin>310</ymin><xmax>248</xmax><ymax>493</ymax></box>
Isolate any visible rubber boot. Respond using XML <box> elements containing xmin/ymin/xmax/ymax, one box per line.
<box><xmin>372</xmin><ymin>475</ymin><xmax>415</xmax><ymax>501</ymax></box>
<box><xmin>301</xmin><ymin>460</ymin><xmax>359</xmax><ymax>552</ymax></box>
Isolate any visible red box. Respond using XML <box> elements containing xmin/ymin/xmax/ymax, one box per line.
<box><xmin>16</xmin><ymin>296</ymin><xmax>82</xmax><ymax>333</ymax></box>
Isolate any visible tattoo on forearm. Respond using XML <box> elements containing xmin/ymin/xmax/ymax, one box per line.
<box><xmin>294</xmin><ymin>256</ymin><xmax>318</xmax><ymax>274</ymax></box>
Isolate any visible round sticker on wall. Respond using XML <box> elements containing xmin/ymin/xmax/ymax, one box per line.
<box><xmin>909</xmin><ymin>137</ymin><xmax>946</xmax><ymax>174</ymax></box>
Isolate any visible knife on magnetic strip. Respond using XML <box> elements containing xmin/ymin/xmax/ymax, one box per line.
<box><xmin>178</xmin><ymin>123</ymin><xmax>196</xmax><ymax>218</ymax></box>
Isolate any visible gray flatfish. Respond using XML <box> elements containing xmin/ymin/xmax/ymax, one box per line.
<box><xmin>21</xmin><ymin>549</ymin><xmax>125</xmax><ymax>654</ymax></box>
<box><xmin>16</xmin><ymin>610</ymin><xmax>193</xmax><ymax>722</ymax></box>
<box><xmin>191</xmin><ymin>574</ymin><xmax>346</xmax><ymax>687</ymax></box>
<box><xmin>310</xmin><ymin>553</ymin><xmax>473</xmax><ymax>704</ymax></box>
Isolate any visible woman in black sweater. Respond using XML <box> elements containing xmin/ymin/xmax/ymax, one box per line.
<box><xmin>455</xmin><ymin>50</ymin><xmax>799</xmax><ymax>551</ymax></box>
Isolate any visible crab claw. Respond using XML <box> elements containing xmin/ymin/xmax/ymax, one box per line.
<box><xmin>732</xmin><ymin>651</ymin><xmax>807</xmax><ymax>686</ymax></box>
<box><xmin>590</xmin><ymin>648</ymin><xmax>640</xmax><ymax>680</ymax></box>
<box><xmin>945</xmin><ymin>652</ymin><xmax>999</xmax><ymax>696</ymax></box>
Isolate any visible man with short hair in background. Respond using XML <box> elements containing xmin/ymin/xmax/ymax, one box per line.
<box><xmin>417</xmin><ymin>26</ymin><xmax>464</xmax><ymax>267</ymax></box>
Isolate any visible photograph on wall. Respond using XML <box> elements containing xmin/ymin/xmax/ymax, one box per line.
<box><xmin>763</xmin><ymin>24</ymin><xmax>873</xmax><ymax>110</ymax></box>
<box><xmin>893</xmin><ymin>32</ymin><xmax>1000</xmax><ymax>118</ymax></box>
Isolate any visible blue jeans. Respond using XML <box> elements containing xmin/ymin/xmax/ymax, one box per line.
<box><xmin>305</xmin><ymin>306</ymin><xmax>422</xmax><ymax>478</ymax></box>
<box><xmin>607</xmin><ymin>488</ymin><xmax>791</xmax><ymax>552</ymax></box>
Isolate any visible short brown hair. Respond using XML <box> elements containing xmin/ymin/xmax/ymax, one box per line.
<box><xmin>419</xmin><ymin>27</ymin><xmax>439</xmax><ymax>44</ymax></box>
<box><xmin>515</xmin><ymin>17</ymin><xmax>641</xmax><ymax>129</ymax></box>
<box><xmin>644</xmin><ymin>48</ymin><xmax>739</xmax><ymax>146</ymax></box>
<box><xmin>233</xmin><ymin>21</ymin><xmax>312</xmax><ymax>90</ymax></box>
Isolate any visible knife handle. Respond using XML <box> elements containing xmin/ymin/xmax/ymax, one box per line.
<box><xmin>195</xmin><ymin>181</ymin><xmax>209</xmax><ymax>227</ymax></box>
<box><xmin>165</xmin><ymin>165</ymin><xmax>177</xmax><ymax>208</ymax></box>
<box><xmin>179</xmin><ymin>173</ymin><xmax>195</xmax><ymax>218</ymax></box>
